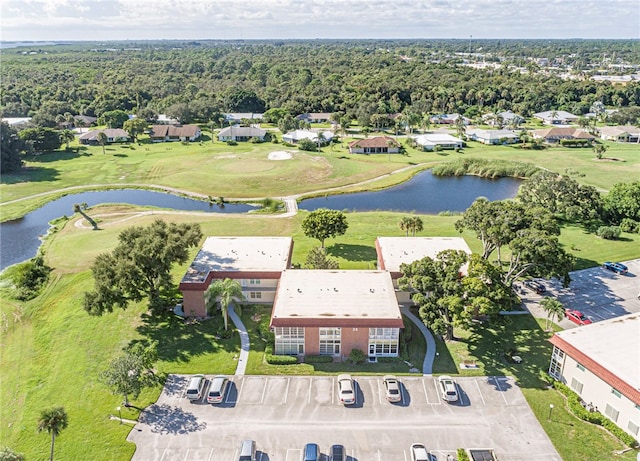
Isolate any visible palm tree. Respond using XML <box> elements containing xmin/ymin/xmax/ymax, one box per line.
<box><xmin>97</xmin><ymin>131</ymin><xmax>108</xmax><ymax>154</ymax></box>
<box><xmin>549</xmin><ymin>110</ymin><xmax>559</xmax><ymax>124</ymax></box>
<box><xmin>409</xmin><ymin>216</ymin><xmax>424</xmax><ymax>236</ymax></box>
<box><xmin>454</xmin><ymin>114</ymin><xmax>466</xmax><ymax>139</ymax></box>
<box><xmin>316</xmin><ymin>132</ymin><xmax>326</xmax><ymax>152</ymax></box>
<box><xmin>540</xmin><ymin>297</ymin><xmax>565</xmax><ymax>331</ymax></box>
<box><xmin>60</xmin><ymin>129</ymin><xmax>75</xmax><ymax>150</ymax></box>
<box><xmin>204</xmin><ymin>278</ymin><xmax>246</xmax><ymax>331</ymax></box>
<box><xmin>37</xmin><ymin>406</ymin><xmax>68</xmax><ymax>461</ymax></box>
<box><xmin>399</xmin><ymin>216</ymin><xmax>412</xmax><ymax>236</ymax></box>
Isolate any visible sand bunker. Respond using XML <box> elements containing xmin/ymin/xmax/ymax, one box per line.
<box><xmin>268</xmin><ymin>151</ymin><xmax>294</xmax><ymax>160</ymax></box>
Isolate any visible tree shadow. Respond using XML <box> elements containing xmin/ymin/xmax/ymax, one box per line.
<box><xmin>139</xmin><ymin>403</ymin><xmax>206</xmax><ymax>434</ymax></box>
<box><xmin>431</xmin><ymin>336</ymin><xmax>458</xmax><ymax>374</ymax></box>
<box><xmin>113</xmin><ymin>153</ymin><xmax>128</xmax><ymax>157</ymax></box>
<box><xmin>134</xmin><ymin>312</ymin><xmax>239</xmax><ymax>363</ymax></box>
<box><xmin>27</xmin><ymin>150</ymin><xmax>92</xmax><ymax>162</ymax></box>
<box><xmin>327</xmin><ymin>243</ymin><xmax>377</xmax><ymax>262</ymax></box>
<box><xmin>0</xmin><ymin>166</ymin><xmax>60</xmax><ymax>184</ymax></box>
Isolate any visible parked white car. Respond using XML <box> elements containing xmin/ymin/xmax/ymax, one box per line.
<box><xmin>438</xmin><ymin>375</ymin><xmax>459</xmax><ymax>402</ymax></box>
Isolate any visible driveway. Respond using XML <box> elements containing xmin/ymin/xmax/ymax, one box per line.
<box><xmin>519</xmin><ymin>258</ymin><xmax>640</xmax><ymax>328</ymax></box>
<box><xmin>128</xmin><ymin>374</ymin><xmax>560</xmax><ymax>461</ymax></box>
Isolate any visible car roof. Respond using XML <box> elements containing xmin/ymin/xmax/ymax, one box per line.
<box><xmin>337</xmin><ymin>374</ymin><xmax>351</xmax><ymax>381</ymax></box>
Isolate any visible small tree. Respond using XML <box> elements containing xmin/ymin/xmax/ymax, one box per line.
<box><xmin>204</xmin><ymin>278</ymin><xmax>246</xmax><ymax>331</ymax></box>
<box><xmin>301</xmin><ymin>209</ymin><xmax>349</xmax><ymax>248</ymax></box>
<box><xmin>305</xmin><ymin>247</ymin><xmax>339</xmax><ymax>269</ymax></box>
<box><xmin>0</xmin><ymin>446</ymin><xmax>26</xmax><ymax>461</ymax></box>
<box><xmin>97</xmin><ymin>131</ymin><xmax>108</xmax><ymax>154</ymax></box>
<box><xmin>540</xmin><ymin>297</ymin><xmax>565</xmax><ymax>331</ymax></box>
<box><xmin>37</xmin><ymin>407</ymin><xmax>68</xmax><ymax>461</ymax></box>
<box><xmin>348</xmin><ymin>348</ymin><xmax>366</xmax><ymax>364</ymax></box>
<box><xmin>592</xmin><ymin>143</ymin><xmax>608</xmax><ymax>159</ymax></box>
<box><xmin>60</xmin><ymin>129</ymin><xmax>75</xmax><ymax>149</ymax></box>
<box><xmin>100</xmin><ymin>342</ymin><xmax>159</xmax><ymax>407</ymax></box>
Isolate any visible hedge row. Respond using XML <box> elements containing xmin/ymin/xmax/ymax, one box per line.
<box><xmin>303</xmin><ymin>355</ymin><xmax>333</xmax><ymax>363</ymax></box>
<box><xmin>264</xmin><ymin>345</ymin><xmax>299</xmax><ymax>365</ymax></box>
<box><xmin>553</xmin><ymin>380</ymin><xmax>638</xmax><ymax>447</ymax></box>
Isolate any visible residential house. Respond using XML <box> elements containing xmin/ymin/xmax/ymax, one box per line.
<box><xmin>531</xmin><ymin>127</ymin><xmax>595</xmax><ymax>144</ymax></box>
<box><xmin>155</xmin><ymin>114</ymin><xmax>180</xmax><ymax>125</ymax></box>
<box><xmin>270</xmin><ymin>270</ymin><xmax>403</xmax><ymax>358</ymax></box>
<box><xmin>548</xmin><ymin>313</ymin><xmax>640</xmax><ymax>440</ymax></box>
<box><xmin>1</xmin><ymin>117</ymin><xmax>32</xmax><ymax>129</ymax></box>
<box><xmin>482</xmin><ymin>110</ymin><xmax>524</xmax><ymax>126</ymax></box>
<box><xmin>78</xmin><ymin>128</ymin><xmax>130</xmax><ymax>145</ymax></box>
<box><xmin>149</xmin><ymin>124</ymin><xmax>201</xmax><ymax>142</ymax></box>
<box><xmin>282</xmin><ymin>129</ymin><xmax>333</xmax><ymax>145</ymax></box>
<box><xmin>430</xmin><ymin>114</ymin><xmax>471</xmax><ymax>125</ymax></box>
<box><xmin>224</xmin><ymin>113</ymin><xmax>264</xmax><ymax>124</ymax></box>
<box><xmin>375</xmin><ymin>237</ymin><xmax>472</xmax><ymax>304</ymax></box>
<box><xmin>218</xmin><ymin>126</ymin><xmax>267</xmax><ymax>142</ymax></box>
<box><xmin>296</xmin><ymin>113</ymin><xmax>333</xmax><ymax>124</ymax></box>
<box><xmin>533</xmin><ymin>110</ymin><xmax>579</xmax><ymax>125</ymax></box>
<box><xmin>348</xmin><ymin>136</ymin><xmax>401</xmax><ymax>154</ymax></box>
<box><xmin>597</xmin><ymin>126</ymin><xmax>640</xmax><ymax>143</ymax></box>
<box><xmin>466</xmin><ymin>129</ymin><xmax>520</xmax><ymax>145</ymax></box>
<box><xmin>179</xmin><ymin>237</ymin><xmax>294</xmax><ymax>318</ymax></box>
<box><xmin>73</xmin><ymin>115</ymin><xmax>97</xmax><ymax>127</ymax></box>
<box><xmin>413</xmin><ymin>133</ymin><xmax>464</xmax><ymax>151</ymax></box>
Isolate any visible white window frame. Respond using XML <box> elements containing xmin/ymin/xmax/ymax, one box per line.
<box><xmin>605</xmin><ymin>404</ymin><xmax>620</xmax><ymax>423</ymax></box>
<box><xmin>368</xmin><ymin>328</ymin><xmax>400</xmax><ymax>357</ymax></box>
<box><xmin>319</xmin><ymin>328</ymin><xmax>341</xmax><ymax>356</ymax></box>
<box><xmin>570</xmin><ymin>377</ymin><xmax>583</xmax><ymax>394</ymax></box>
<box><xmin>548</xmin><ymin>347</ymin><xmax>565</xmax><ymax>380</ymax></box>
<box><xmin>274</xmin><ymin>327</ymin><xmax>304</xmax><ymax>355</ymax></box>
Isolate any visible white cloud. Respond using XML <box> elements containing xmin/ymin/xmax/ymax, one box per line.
<box><xmin>1</xmin><ymin>0</ymin><xmax>638</xmax><ymax>40</ymax></box>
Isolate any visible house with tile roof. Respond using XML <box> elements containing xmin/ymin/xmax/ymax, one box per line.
<box><xmin>597</xmin><ymin>125</ymin><xmax>640</xmax><ymax>143</ymax></box>
<box><xmin>533</xmin><ymin>110</ymin><xmax>579</xmax><ymax>125</ymax></box>
<box><xmin>78</xmin><ymin>128</ymin><xmax>130</xmax><ymax>145</ymax></box>
<box><xmin>430</xmin><ymin>113</ymin><xmax>471</xmax><ymax>125</ymax></box>
<box><xmin>218</xmin><ymin>126</ymin><xmax>267</xmax><ymax>142</ymax></box>
<box><xmin>531</xmin><ymin>127</ymin><xmax>595</xmax><ymax>144</ymax></box>
<box><xmin>548</xmin><ymin>313</ymin><xmax>640</xmax><ymax>439</ymax></box>
<box><xmin>348</xmin><ymin>136</ymin><xmax>401</xmax><ymax>154</ymax></box>
<box><xmin>149</xmin><ymin>124</ymin><xmax>201</xmax><ymax>142</ymax></box>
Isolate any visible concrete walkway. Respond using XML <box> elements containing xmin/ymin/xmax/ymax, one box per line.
<box><xmin>228</xmin><ymin>304</ymin><xmax>250</xmax><ymax>375</ymax></box>
<box><xmin>401</xmin><ymin>306</ymin><xmax>436</xmax><ymax>375</ymax></box>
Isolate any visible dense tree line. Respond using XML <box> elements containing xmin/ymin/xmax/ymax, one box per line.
<box><xmin>1</xmin><ymin>40</ymin><xmax>638</xmax><ymax>126</ymax></box>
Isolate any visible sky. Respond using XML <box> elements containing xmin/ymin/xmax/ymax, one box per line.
<box><xmin>1</xmin><ymin>0</ymin><xmax>639</xmax><ymax>42</ymax></box>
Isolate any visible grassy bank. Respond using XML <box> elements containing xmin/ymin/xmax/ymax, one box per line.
<box><xmin>1</xmin><ymin>207</ymin><xmax>638</xmax><ymax>459</ymax></box>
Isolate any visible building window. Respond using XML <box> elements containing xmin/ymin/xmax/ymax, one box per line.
<box><xmin>570</xmin><ymin>378</ymin><xmax>583</xmax><ymax>394</ymax></box>
<box><xmin>249</xmin><ymin>279</ymin><xmax>261</xmax><ymax>285</ymax></box>
<box><xmin>548</xmin><ymin>347</ymin><xmax>565</xmax><ymax>379</ymax></box>
<box><xmin>319</xmin><ymin>328</ymin><xmax>341</xmax><ymax>355</ymax></box>
<box><xmin>628</xmin><ymin>420</ymin><xmax>639</xmax><ymax>436</ymax></box>
<box><xmin>249</xmin><ymin>291</ymin><xmax>262</xmax><ymax>299</ymax></box>
<box><xmin>274</xmin><ymin>327</ymin><xmax>304</xmax><ymax>355</ymax></box>
<box><xmin>368</xmin><ymin>328</ymin><xmax>400</xmax><ymax>357</ymax></box>
<box><xmin>611</xmin><ymin>389</ymin><xmax>622</xmax><ymax>398</ymax></box>
<box><xmin>576</xmin><ymin>363</ymin><xmax>585</xmax><ymax>371</ymax></box>
<box><xmin>605</xmin><ymin>404</ymin><xmax>620</xmax><ymax>423</ymax></box>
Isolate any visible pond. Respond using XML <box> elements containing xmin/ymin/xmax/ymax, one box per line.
<box><xmin>299</xmin><ymin>170</ymin><xmax>521</xmax><ymax>213</ymax></box>
<box><xmin>0</xmin><ymin>189</ymin><xmax>256</xmax><ymax>270</ymax></box>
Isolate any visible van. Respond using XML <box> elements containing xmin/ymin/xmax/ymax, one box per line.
<box><xmin>185</xmin><ymin>374</ymin><xmax>205</xmax><ymax>401</ymax></box>
<box><xmin>238</xmin><ymin>439</ymin><xmax>256</xmax><ymax>461</ymax></box>
<box><xmin>207</xmin><ymin>375</ymin><xmax>229</xmax><ymax>404</ymax></box>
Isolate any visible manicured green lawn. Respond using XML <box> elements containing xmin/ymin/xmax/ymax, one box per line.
<box><xmin>2</xmin><ymin>201</ymin><xmax>638</xmax><ymax>459</ymax></box>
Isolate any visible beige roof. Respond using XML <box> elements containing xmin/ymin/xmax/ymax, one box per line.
<box><xmin>377</xmin><ymin>237</ymin><xmax>472</xmax><ymax>273</ymax></box>
<box><xmin>349</xmin><ymin>136</ymin><xmax>399</xmax><ymax>148</ymax></box>
<box><xmin>553</xmin><ymin>312</ymin><xmax>640</xmax><ymax>399</ymax></box>
<box><xmin>271</xmin><ymin>270</ymin><xmax>402</xmax><ymax>325</ymax></box>
<box><xmin>181</xmin><ymin>236</ymin><xmax>292</xmax><ymax>283</ymax></box>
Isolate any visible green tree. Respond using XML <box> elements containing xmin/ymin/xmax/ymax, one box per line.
<box><xmin>398</xmin><ymin>249</ymin><xmax>469</xmax><ymax>340</ymax></box>
<box><xmin>37</xmin><ymin>407</ymin><xmax>68</xmax><ymax>461</ymax></box>
<box><xmin>305</xmin><ymin>247</ymin><xmax>339</xmax><ymax>269</ymax></box>
<box><xmin>263</xmin><ymin>107</ymin><xmax>289</xmax><ymax>124</ymax></box>
<box><xmin>100</xmin><ymin>342</ymin><xmax>159</xmax><ymax>407</ymax></box>
<box><xmin>277</xmin><ymin>114</ymin><xmax>299</xmax><ymax>134</ymax></box>
<box><xmin>301</xmin><ymin>209</ymin><xmax>349</xmax><ymax>248</ymax></box>
<box><xmin>83</xmin><ymin>220</ymin><xmax>203</xmax><ymax>315</ymax></box>
<box><xmin>204</xmin><ymin>278</ymin><xmax>245</xmax><ymax>331</ymax></box>
<box><xmin>18</xmin><ymin>127</ymin><xmax>63</xmax><ymax>154</ymax></box>
<box><xmin>399</xmin><ymin>216</ymin><xmax>412</xmax><ymax>236</ymax></box>
<box><xmin>0</xmin><ymin>122</ymin><xmax>26</xmax><ymax>172</ymax></box>
<box><xmin>592</xmin><ymin>142</ymin><xmax>608</xmax><ymax>160</ymax></box>
<box><xmin>603</xmin><ymin>181</ymin><xmax>640</xmax><ymax>224</ymax></box>
<box><xmin>540</xmin><ymin>297</ymin><xmax>565</xmax><ymax>331</ymax></box>
<box><xmin>97</xmin><ymin>131</ymin><xmax>108</xmax><ymax>154</ymax></box>
<box><xmin>97</xmin><ymin>109</ymin><xmax>129</xmax><ymax>128</ymax></box>
<box><xmin>409</xmin><ymin>216</ymin><xmax>424</xmax><ymax>236</ymax></box>
<box><xmin>0</xmin><ymin>447</ymin><xmax>25</xmax><ymax>461</ymax></box>
<box><xmin>462</xmin><ymin>254</ymin><xmax>519</xmax><ymax>318</ymax></box>
<box><xmin>123</xmin><ymin>118</ymin><xmax>148</xmax><ymax>142</ymax></box>
<box><xmin>60</xmin><ymin>129</ymin><xmax>75</xmax><ymax>149</ymax></box>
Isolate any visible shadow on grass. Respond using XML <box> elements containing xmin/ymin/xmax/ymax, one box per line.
<box><xmin>431</xmin><ymin>335</ymin><xmax>458</xmax><ymax>374</ymax></box>
<box><xmin>134</xmin><ymin>312</ymin><xmax>238</xmax><ymax>363</ymax></box>
<box><xmin>327</xmin><ymin>243</ymin><xmax>377</xmax><ymax>262</ymax></box>
<box><xmin>27</xmin><ymin>150</ymin><xmax>93</xmax><ymax>162</ymax></box>
<box><xmin>0</xmin><ymin>166</ymin><xmax>60</xmax><ymax>184</ymax></box>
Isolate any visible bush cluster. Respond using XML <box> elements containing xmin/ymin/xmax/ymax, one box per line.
<box><xmin>457</xmin><ymin>448</ymin><xmax>470</xmax><ymax>461</ymax></box>
<box><xmin>303</xmin><ymin>355</ymin><xmax>333</xmax><ymax>364</ymax></box>
<box><xmin>552</xmin><ymin>380</ymin><xmax>638</xmax><ymax>447</ymax></box>
<box><xmin>596</xmin><ymin>226</ymin><xmax>621</xmax><ymax>240</ymax></box>
<box><xmin>619</xmin><ymin>218</ymin><xmax>640</xmax><ymax>234</ymax></box>
<box><xmin>226</xmin><ymin>140</ymin><xmax>238</xmax><ymax>146</ymax></box>
<box><xmin>559</xmin><ymin>139</ymin><xmax>592</xmax><ymax>148</ymax></box>
<box><xmin>347</xmin><ymin>348</ymin><xmax>366</xmax><ymax>364</ymax></box>
<box><xmin>12</xmin><ymin>256</ymin><xmax>52</xmax><ymax>300</ymax></box>
<box><xmin>432</xmin><ymin>158</ymin><xmax>538</xmax><ymax>179</ymax></box>
<box><xmin>264</xmin><ymin>345</ymin><xmax>298</xmax><ymax>365</ymax></box>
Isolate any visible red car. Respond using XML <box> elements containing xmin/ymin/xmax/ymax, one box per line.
<box><xmin>565</xmin><ymin>309</ymin><xmax>592</xmax><ymax>326</ymax></box>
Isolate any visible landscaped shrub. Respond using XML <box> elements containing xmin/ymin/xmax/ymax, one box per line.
<box><xmin>619</xmin><ymin>218</ymin><xmax>639</xmax><ymax>234</ymax></box>
<box><xmin>303</xmin><ymin>355</ymin><xmax>333</xmax><ymax>364</ymax></box>
<box><xmin>560</xmin><ymin>139</ymin><xmax>591</xmax><ymax>148</ymax></box>
<box><xmin>553</xmin><ymin>380</ymin><xmax>638</xmax><ymax>447</ymax></box>
<box><xmin>347</xmin><ymin>348</ymin><xmax>366</xmax><ymax>364</ymax></box>
<box><xmin>297</xmin><ymin>138</ymin><xmax>317</xmax><ymax>152</ymax></box>
<box><xmin>226</xmin><ymin>140</ymin><xmax>238</xmax><ymax>146</ymax></box>
<box><xmin>596</xmin><ymin>225</ymin><xmax>621</xmax><ymax>240</ymax></box>
<box><xmin>457</xmin><ymin>448</ymin><xmax>470</xmax><ymax>461</ymax></box>
<box><xmin>265</xmin><ymin>354</ymin><xmax>298</xmax><ymax>365</ymax></box>
<box><xmin>11</xmin><ymin>255</ymin><xmax>52</xmax><ymax>300</ymax></box>
<box><xmin>377</xmin><ymin>356</ymin><xmax>402</xmax><ymax>363</ymax></box>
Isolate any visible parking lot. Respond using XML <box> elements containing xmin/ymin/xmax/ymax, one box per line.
<box><xmin>128</xmin><ymin>374</ymin><xmax>560</xmax><ymax>461</ymax></box>
<box><xmin>520</xmin><ymin>258</ymin><xmax>640</xmax><ymax>328</ymax></box>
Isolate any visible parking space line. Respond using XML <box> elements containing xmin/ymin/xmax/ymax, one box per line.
<box><xmin>286</xmin><ymin>449</ymin><xmax>302</xmax><ymax>461</ymax></box>
<box><xmin>260</xmin><ymin>378</ymin><xmax>267</xmax><ymax>404</ymax></box>
<box><xmin>377</xmin><ymin>379</ymin><xmax>383</xmax><ymax>404</ymax></box>
<box><xmin>432</xmin><ymin>379</ymin><xmax>442</xmax><ymax>405</ymax></box>
<box><xmin>475</xmin><ymin>379</ymin><xmax>486</xmax><ymax>405</ymax></box>
<box><xmin>159</xmin><ymin>449</ymin><xmax>167</xmax><ymax>461</ymax></box>
<box><xmin>492</xmin><ymin>376</ymin><xmax>509</xmax><ymax>405</ymax></box>
<box><xmin>238</xmin><ymin>377</ymin><xmax>246</xmax><ymax>403</ymax></box>
<box><xmin>206</xmin><ymin>448</ymin><xmax>214</xmax><ymax>461</ymax></box>
<box><xmin>332</xmin><ymin>377</ymin><xmax>335</xmax><ymax>405</ymax></box>
<box><xmin>283</xmin><ymin>377</ymin><xmax>290</xmax><ymax>404</ymax></box>
<box><xmin>183</xmin><ymin>449</ymin><xmax>190</xmax><ymax>461</ymax></box>
<box><xmin>308</xmin><ymin>378</ymin><xmax>312</xmax><ymax>404</ymax></box>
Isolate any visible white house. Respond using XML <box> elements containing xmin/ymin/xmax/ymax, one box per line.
<box><xmin>156</xmin><ymin>114</ymin><xmax>180</xmax><ymax>125</ymax></box>
<box><xmin>218</xmin><ymin>126</ymin><xmax>267</xmax><ymax>142</ymax></box>
<box><xmin>413</xmin><ymin>133</ymin><xmax>464</xmax><ymax>151</ymax></box>
<box><xmin>533</xmin><ymin>110</ymin><xmax>579</xmax><ymax>125</ymax></box>
<box><xmin>282</xmin><ymin>129</ymin><xmax>333</xmax><ymax>145</ymax></box>
<box><xmin>549</xmin><ymin>313</ymin><xmax>640</xmax><ymax>439</ymax></box>
<box><xmin>430</xmin><ymin>114</ymin><xmax>471</xmax><ymax>125</ymax></box>
<box><xmin>597</xmin><ymin>126</ymin><xmax>640</xmax><ymax>143</ymax></box>
<box><xmin>224</xmin><ymin>113</ymin><xmax>264</xmax><ymax>124</ymax></box>
<box><xmin>467</xmin><ymin>129</ymin><xmax>520</xmax><ymax>145</ymax></box>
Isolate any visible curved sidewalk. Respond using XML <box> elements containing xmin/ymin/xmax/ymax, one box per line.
<box><xmin>227</xmin><ymin>304</ymin><xmax>250</xmax><ymax>375</ymax></box>
<box><xmin>401</xmin><ymin>306</ymin><xmax>436</xmax><ymax>375</ymax></box>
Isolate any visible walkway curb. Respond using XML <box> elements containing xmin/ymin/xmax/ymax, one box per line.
<box><xmin>401</xmin><ymin>306</ymin><xmax>436</xmax><ymax>375</ymax></box>
<box><xmin>228</xmin><ymin>304</ymin><xmax>250</xmax><ymax>376</ymax></box>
